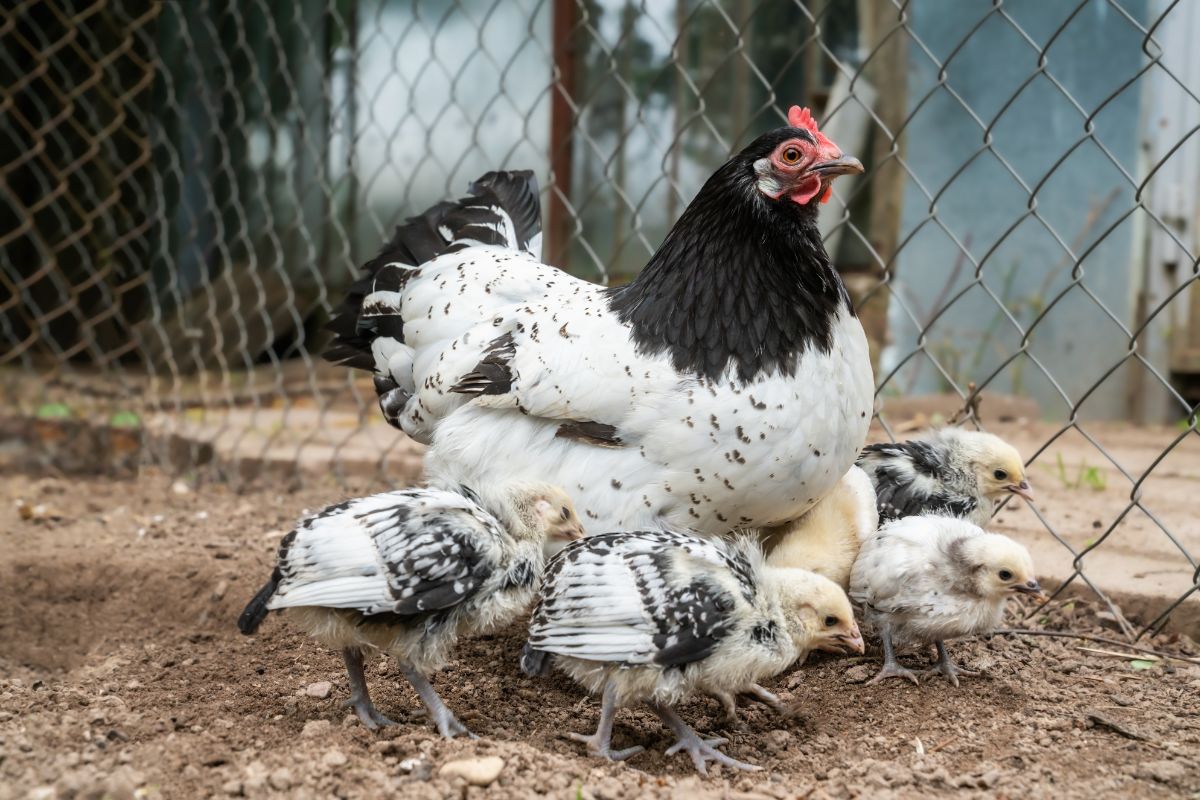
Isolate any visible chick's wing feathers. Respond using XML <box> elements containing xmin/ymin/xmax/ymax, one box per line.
<box><xmin>858</xmin><ymin>440</ymin><xmax>977</xmax><ymax>521</ymax></box>
<box><xmin>526</xmin><ymin>531</ymin><xmax>756</xmax><ymax>667</ymax></box>
<box><xmin>266</xmin><ymin>490</ymin><xmax>504</xmax><ymax>618</ymax></box>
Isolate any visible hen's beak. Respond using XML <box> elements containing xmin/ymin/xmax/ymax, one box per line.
<box><xmin>1012</xmin><ymin>580</ymin><xmax>1048</xmax><ymax>602</ymax></box>
<box><xmin>810</xmin><ymin>154</ymin><xmax>864</xmax><ymax>177</ymax></box>
<box><xmin>1007</xmin><ymin>480</ymin><xmax>1034</xmax><ymax>502</ymax></box>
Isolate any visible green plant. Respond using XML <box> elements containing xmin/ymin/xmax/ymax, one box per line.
<box><xmin>1048</xmin><ymin>453</ymin><xmax>1108</xmax><ymax>491</ymax></box>
<box><xmin>35</xmin><ymin>402</ymin><xmax>72</xmax><ymax>419</ymax></box>
<box><xmin>109</xmin><ymin>410</ymin><xmax>142</xmax><ymax>428</ymax></box>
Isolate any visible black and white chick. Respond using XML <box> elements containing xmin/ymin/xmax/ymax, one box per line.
<box><xmin>849</xmin><ymin>515</ymin><xmax>1044</xmax><ymax>687</ymax></box>
<box><xmin>521</xmin><ymin>530</ymin><xmax>862</xmax><ymax>774</ymax></box>
<box><xmin>237</xmin><ymin>483</ymin><xmax>583</xmax><ymax>737</ymax></box>
<box><xmin>857</xmin><ymin>428</ymin><xmax>1033</xmax><ymax>527</ymax></box>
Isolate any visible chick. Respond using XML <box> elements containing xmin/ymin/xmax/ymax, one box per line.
<box><xmin>849</xmin><ymin>515</ymin><xmax>1044</xmax><ymax>686</ymax></box>
<box><xmin>857</xmin><ymin>428</ymin><xmax>1032</xmax><ymax>527</ymax></box>
<box><xmin>522</xmin><ymin>530</ymin><xmax>862</xmax><ymax>774</ymax></box>
<box><xmin>238</xmin><ymin>483</ymin><xmax>583</xmax><ymax>737</ymax></box>
<box><xmin>764</xmin><ymin>465</ymin><xmax>879</xmax><ymax>591</ymax></box>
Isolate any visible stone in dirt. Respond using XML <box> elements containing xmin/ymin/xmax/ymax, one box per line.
<box><xmin>322</xmin><ymin>750</ymin><xmax>348</xmax><ymax>768</ymax></box>
<box><xmin>1135</xmin><ymin>760</ymin><xmax>1186</xmax><ymax>785</ymax></box>
<box><xmin>301</xmin><ymin>719</ymin><xmax>331</xmax><ymax>738</ymax></box>
<box><xmin>438</xmin><ymin>756</ymin><xmax>505</xmax><ymax>787</ymax></box>
<box><xmin>843</xmin><ymin>664</ymin><xmax>875</xmax><ymax>684</ymax></box>
<box><xmin>268</xmin><ymin>767</ymin><xmax>293</xmax><ymax>791</ymax></box>
<box><xmin>306</xmin><ymin>681</ymin><xmax>332</xmax><ymax>698</ymax></box>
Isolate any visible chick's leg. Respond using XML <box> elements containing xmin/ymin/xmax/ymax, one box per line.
<box><xmin>398</xmin><ymin>664</ymin><xmax>476</xmax><ymax>739</ymax></box>
<box><xmin>923</xmin><ymin>640</ymin><xmax>979</xmax><ymax>688</ymax></box>
<box><xmin>650</xmin><ymin>702</ymin><xmax>761</xmax><ymax>775</ymax></box>
<box><xmin>713</xmin><ymin>691</ymin><xmax>742</xmax><ymax>729</ymax></box>
<box><xmin>867</xmin><ymin>625</ymin><xmax>919</xmax><ymax>686</ymax></box>
<box><xmin>568</xmin><ymin>681</ymin><xmax>644</xmax><ymax>761</ymax></box>
<box><xmin>342</xmin><ymin>647</ymin><xmax>397</xmax><ymax>729</ymax></box>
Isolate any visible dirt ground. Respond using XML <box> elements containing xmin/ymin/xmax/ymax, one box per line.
<box><xmin>2</xmin><ymin>471</ymin><xmax>1199</xmax><ymax>800</ymax></box>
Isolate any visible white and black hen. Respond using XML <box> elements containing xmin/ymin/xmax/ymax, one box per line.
<box><xmin>238</xmin><ymin>484</ymin><xmax>582</xmax><ymax>737</ymax></box>
<box><xmin>521</xmin><ymin>530</ymin><xmax>861</xmax><ymax>773</ymax></box>
<box><xmin>857</xmin><ymin>428</ymin><xmax>1032</xmax><ymax>528</ymax></box>
<box><xmin>325</xmin><ymin>107</ymin><xmax>872</xmax><ymax>536</ymax></box>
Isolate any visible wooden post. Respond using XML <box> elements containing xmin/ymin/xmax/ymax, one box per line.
<box><xmin>547</xmin><ymin>0</ymin><xmax>579</xmax><ymax>268</ymax></box>
<box><xmin>854</xmin><ymin>0</ymin><xmax>908</xmax><ymax>373</ymax></box>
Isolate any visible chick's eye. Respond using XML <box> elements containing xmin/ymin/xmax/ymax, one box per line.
<box><xmin>993</xmin><ymin>469</ymin><xmax>1008</xmax><ymax>481</ymax></box>
<box><xmin>998</xmin><ymin>569</ymin><xmax>1013</xmax><ymax>581</ymax></box>
<box><xmin>781</xmin><ymin>146</ymin><xmax>802</xmax><ymax>165</ymax></box>
<box><xmin>560</xmin><ymin>506</ymin><xmax>571</xmax><ymax>521</ymax></box>
<box><xmin>823</xmin><ymin>615</ymin><xmax>838</xmax><ymax>627</ymax></box>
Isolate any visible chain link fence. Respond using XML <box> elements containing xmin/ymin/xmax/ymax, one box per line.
<box><xmin>2</xmin><ymin>0</ymin><xmax>1198</xmax><ymax>640</ymax></box>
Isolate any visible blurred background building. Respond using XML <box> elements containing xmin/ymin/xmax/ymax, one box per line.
<box><xmin>4</xmin><ymin>0</ymin><xmax>1199</xmax><ymax>423</ymax></box>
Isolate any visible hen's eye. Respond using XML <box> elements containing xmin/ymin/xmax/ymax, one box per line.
<box><xmin>781</xmin><ymin>146</ymin><xmax>802</xmax><ymax>165</ymax></box>
<box><xmin>823</xmin><ymin>615</ymin><xmax>838</xmax><ymax>627</ymax></box>
<box><xmin>560</xmin><ymin>506</ymin><xmax>571</xmax><ymax>521</ymax></box>
<box><xmin>993</xmin><ymin>469</ymin><xmax>1008</xmax><ymax>481</ymax></box>
<box><xmin>998</xmin><ymin>569</ymin><xmax>1013</xmax><ymax>581</ymax></box>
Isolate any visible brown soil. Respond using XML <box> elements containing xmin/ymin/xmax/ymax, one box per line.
<box><xmin>2</xmin><ymin>471</ymin><xmax>1199</xmax><ymax>799</ymax></box>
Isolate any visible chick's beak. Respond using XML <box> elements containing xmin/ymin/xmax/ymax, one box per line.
<box><xmin>1012</xmin><ymin>579</ymin><xmax>1048</xmax><ymax>602</ymax></box>
<box><xmin>819</xmin><ymin>625</ymin><xmax>865</xmax><ymax>655</ymax></box>
<box><xmin>1008</xmin><ymin>479</ymin><xmax>1034</xmax><ymax>502</ymax></box>
<box><xmin>563</xmin><ymin>523</ymin><xmax>585</xmax><ymax>541</ymax></box>
<box><xmin>810</xmin><ymin>154</ymin><xmax>864</xmax><ymax>178</ymax></box>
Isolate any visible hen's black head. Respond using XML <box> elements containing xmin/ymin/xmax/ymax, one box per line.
<box><xmin>610</xmin><ymin>107</ymin><xmax>865</xmax><ymax>384</ymax></box>
<box><xmin>720</xmin><ymin>114</ymin><xmax>864</xmax><ymax>213</ymax></box>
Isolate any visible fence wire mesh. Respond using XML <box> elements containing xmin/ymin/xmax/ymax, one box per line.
<box><xmin>2</xmin><ymin>0</ymin><xmax>1198</xmax><ymax>640</ymax></box>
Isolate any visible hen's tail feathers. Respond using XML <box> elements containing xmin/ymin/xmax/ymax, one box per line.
<box><xmin>237</xmin><ymin>572</ymin><xmax>280</xmax><ymax>635</ymax></box>
<box><xmin>519</xmin><ymin>642</ymin><xmax>552</xmax><ymax>677</ymax></box>
<box><xmin>323</xmin><ymin>170</ymin><xmax>542</xmax><ymax>371</ymax></box>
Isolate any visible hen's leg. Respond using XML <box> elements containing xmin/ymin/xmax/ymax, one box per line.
<box><xmin>867</xmin><ymin>625</ymin><xmax>919</xmax><ymax>686</ymax></box>
<box><xmin>923</xmin><ymin>640</ymin><xmax>978</xmax><ymax>687</ymax></box>
<box><xmin>568</xmin><ymin>681</ymin><xmax>644</xmax><ymax>761</ymax></box>
<box><xmin>398</xmin><ymin>664</ymin><xmax>476</xmax><ymax>739</ymax></box>
<box><xmin>650</xmin><ymin>702</ymin><xmax>761</xmax><ymax>775</ymax></box>
<box><xmin>342</xmin><ymin>647</ymin><xmax>397</xmax><ymax>729</ymax></box>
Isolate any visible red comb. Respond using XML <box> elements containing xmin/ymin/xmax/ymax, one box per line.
<box><xmin>787</xmin><ymin>105</ymin><xmax>834</xmax><ymax>150</ymax></box>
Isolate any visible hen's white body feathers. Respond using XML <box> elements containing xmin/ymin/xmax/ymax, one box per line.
<box><xmin>371</xmin><ymin>245</ymin><xmax>873</xmax><ymax>535</ymax></box>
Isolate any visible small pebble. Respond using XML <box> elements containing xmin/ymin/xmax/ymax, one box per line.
<box><xmin>268</xmin><ymin>767</ymin><xmax>292</xmax><ymax>791</ymax></box>
<box><xmin>323</xmin><ymin>750</ymin><xmax>348</xmax><ymax>768</ymax></box>
<box><xmin>301</xmin><ymin>720</ymin><xmax>332</xmax><ymax>738</ymax></box>
<box><xmin>438</xmin><ymin>756</ymin><xmax>505</xmax><ymax>787</ymax></box>
<box><xmin>306</xmin><ymin>681</ymin><xmax>332</xmax><ymax>699</ymax></box>
<box><xmin>843</xmin><ymin>664</ymin><xmax>875</xmax><ymax>684</ymax></box>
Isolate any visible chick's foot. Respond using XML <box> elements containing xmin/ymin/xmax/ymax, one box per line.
<box><xmin>651</xmin><ymin>703</ymin><xmax>761</xmax><ymax>775</ymax></box>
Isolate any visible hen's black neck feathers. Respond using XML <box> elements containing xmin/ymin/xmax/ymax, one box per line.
<box><xmin>608</xmin><ymin>134</ymin><xmax>851</xmax><ymax>384</ymax></box>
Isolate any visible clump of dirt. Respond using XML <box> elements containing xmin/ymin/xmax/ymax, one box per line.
<box><xmin>2</xmin><ymin>471</ymin><xmax>1198</xmax><ymax>799</ymax></box>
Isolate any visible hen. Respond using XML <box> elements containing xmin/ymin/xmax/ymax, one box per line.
<box><xmin>326</xmin><ymin>106</ymin><xmax>871</xmax><ymax>536</ymax></box>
